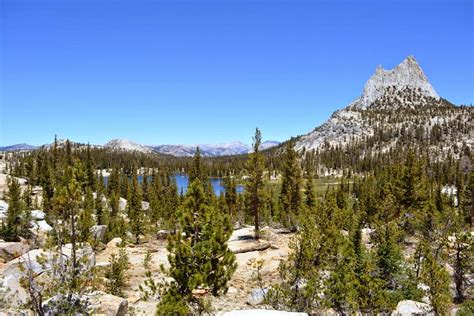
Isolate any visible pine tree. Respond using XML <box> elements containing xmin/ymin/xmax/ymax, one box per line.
<box><xmin>189</xmin><ymin>147</ymin><xmax>204</xmax><ymax>183</ymax></box>
<box><xmin>373</xmin><ymin>221</ymin><xmax>403</xmax><ymax>289</ymax></box>
<box><xmin>419</xmin><ymin>242</ymin><xmax>452</xmax><ymax>315</ymax></box>
<box><xmin>2</xmin><ymin>177</ymin><xmax>29</xmax><ymax>241</ymax></box>
<box><xmin>158</xmin><ymin>179</ymin><xmax>237</xmax><ymax>314</ymax></box>
<box><xmin>21</xmin><ymin>163</ymin><xmax>96</xmax><ymax>315</ymax></box>
<box><xmin>95</xmin><ymin>191</ymin><xmax>108</xmax><ymax>226</ymax></box>
<box><xmin>324</xmin><ymin>237</ymin><xmax>359</xmax><ymax>314</ymax></box>
<box><xmin>280</xmin><ymin>139</ymin><xmax>302</xmax><ymax>230</ymax></box>
<box><xmin>129</xmin><ymin>167</ymin><xmax>145</xmax><ymax>244</ymax></box>
<box><xmin>223</xmin><ymin>176</ymin><xmax>237</xmax><ymax>219</ymax></box>
<box><xmin>245</xmin><ymin>128</ymin><xmax>265</xmax><ymax>239</ymax></box>
<box><xmin>304</xmin><ymin>173</ymin><xmax>316</xmax><ymax>211</ymax></box>
<box><xmin>84</xmin><ymin>143</ymin><xmax>96</xmax><ymax>190</ymax></box>
<box><xmin>355</xmin><ymin>250</ymin><xmax>386</xmax><ymax>314</ymax></box>
<box><xmin>108</xmin><ymin>190</ymin><xmax>125</xmax><ymax>239</ymax></box>
<box><xmin>462</xmin><ymin>163</ymin><xmax>474</xmax><ymax>227</ymax></box>
<box><xmin>107</xmin><ymin>167</ymin><xmax>120</xmax><ymax>197</ymax></box>
<box><xmin>449</xmin><ymin>230</ymin><xmax>474</xmax><ymax>303</ymax></box>
<box><xmin>374</xmin><ymin>181</ymin><xmax>398</xmax><ymax>224</ymax></box>
<box><xmin>51</xmin><ymin>165</ymin><xmax>84</xmax><ymax>291</ymax></box>
<box><xmin>104</xmin><ymin>248</ymin><xmax>130</xmax><ymax>297</ymax></box>
<box><xmin>22</xmin><ymin>184</ymin><xmax>33</xmax><ymax>209</ymax></box>
<box><xmin>268</xmin><ymin>209</ymin><xmax>326</xmax><ymax>312</ymax></box>
<box><xmin>142</xmin><ymin>169</ymin><xmax>149</xmax><ymax>202</ymax></box>
<box><xmin>399</xmin><ymin>150</ymin><xmax>429</xmax><ymax>233</ymax></box>
<box><xmin>148</xmin><ymin>175</ymin><xmax>162</xmax><ymax>235</ymax></box>
<box><xmin>79</xmin><ymin>187</ymin><xmax>95</xmax><ymax>242</ymax></box>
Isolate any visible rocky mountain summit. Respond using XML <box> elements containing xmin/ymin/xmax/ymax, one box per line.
<box><xmin>356</xmin><ymin>55</ymin><xmax>439</xmax><ymax>109</ymax></box>
<box><xmin>296</xmin><ymin>56</ymin><xmax>472</xmax><ymax>155</ymax></box>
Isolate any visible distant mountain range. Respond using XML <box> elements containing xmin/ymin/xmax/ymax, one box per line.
<box><xmin>0</xmin><ymin>144</ymin><xmax>37</xmax><ymax>152</ymax></box>
<box><xmin>105</xmin><ymin>139</ymin><xmax>280</xmax><ymax>157</ymax></box>
<box><xmin>0</xmin><ymin>139</ymin><xmax>280</xmax><ymax>157</ymax></box>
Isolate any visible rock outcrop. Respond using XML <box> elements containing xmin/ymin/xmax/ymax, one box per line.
<box><xmin>391</xmin><ymin>300</ymin><xmax>433</xmax><ymax>316</ymax></box>
<box><xmin>0</xmin><ymin>240</ymin><xmax>30</xmax><ymax>263</ymax></box>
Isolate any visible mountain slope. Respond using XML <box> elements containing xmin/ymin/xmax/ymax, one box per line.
<box><xmin>296</xmin><ymin>56</ymin><xmax>473</xmax><ymax>157</ymax></box>
<box><xmin>104</xmin><ymin>139</ymin><xmax>152</xmax><ymax>153</ymax></box>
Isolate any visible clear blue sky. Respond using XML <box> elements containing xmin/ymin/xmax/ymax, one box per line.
<box><xmin>1</xmin><ymin>0</ymin><xmax>472</xmax><ymax>146</ymax></box>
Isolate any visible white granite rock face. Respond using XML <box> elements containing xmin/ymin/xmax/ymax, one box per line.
<box><xmin>357</xmin><ymin>56</ymin><xmax>439</xmax><ymax>109</ymax></box>
<box><xmin>391</xmin><ymin>300</ymin><xmax>433</xmax><ymax>316</ymax></box>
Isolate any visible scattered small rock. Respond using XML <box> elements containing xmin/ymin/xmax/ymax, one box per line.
<box><xmin>107</xmin><ymin>237</ymin><xmax>123</xmax><ymax>248</ymax></box>
<box><xmin>247</xmin><ymin>288</ymin><xmax>269</xmax><ymax>306</ymax></box>
<box><xmin>31</xmin><ymin>209</ymin><xmax>45</xmax><ymax>220</ymax></box>
<box><xmin>87</xmin><ymin>291</ymin><xmax>128</xmax><ymax>316</ymax></box>
<box><xmin>91</xmin><ymin>225</ymin><xmax>107</xmax><ymax>242</ymax></box>
<box><xmin>0</xmin><ymin>241</ymin><xmax>30</xmax><ymax>263</ymax></box>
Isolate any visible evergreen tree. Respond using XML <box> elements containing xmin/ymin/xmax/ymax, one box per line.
<box><xmin>158</xmin><ymin>179</ymin><xmax>236</xmax><ymax>314</ymax></box>
<box><xmin>189</xmin><ymin>147</ymin><xmax>204</xmax><ymax>184</ymax></box>
<box><xmin>304</xmin><ymin>173</ymin><xmax>316</xmax><ymax>211</ymax></box>
<box><xmin>223</xmin><ymin>176</ymin><xmax>237</xmax><ymax>219</ymax></box>
<box><xmin>279</xmin><ymin>139</ymin><xmax>302</xmax><ymax>230</ymax></box>
<box><xmin>129</xmin><ymin>167</ymin><xmax>145</xmax><ymax>244</ymax></box>
<box><xmin>107</xmin><ymin>167</ymin><xmax>120</xmax><ymax>197</ymax></box>
<box><xmin>399</xmin><ymin>150</ymin><xmax>429</xmax><ymax>233</ymax></box>
<box><xmin>22</xmin><ymin>184</ymin><xmax>33</xmax><ymax>209</ymax></box>
<box><xmin>20</xmin><ymin>163</ymin><xmax>96</xmax><ymax>315</ymax></box>
<box><xmin>2</xmin><ymin>177</ymin><xmax>29</xmax><ymax>241</ymax></box>
<box><xmin>84</xmin><ymin>143</ymin><xmax>96</xmax><ymax>190</ymax></box>
<box><xmin>79</xmin><ymin>187</ymin><xmax>95</xmax><ymax>242</ymax></box>
<box><xmin>324</xmin><ymin>237</ymin><xmax>359</xmax><ymax>314</ymax></box>
<box><xmin>95</xmin><ymin>191</ymin><xmax>108</xmax><ymax>226</ymax></box>
<box><xmin>355</xmin><ymin>250</ymin><xmax>386</xmax><ymax>314</ymax></box>
<box><xmin>419</xmin><ymin>242</ymin><xmax>452</xmax><ymax>315</ymax></box>
<box><xmin>267</xmin><ymin>210</ymin><xmax>324</xmax><ymax>312</ymax></box>
<box><xmin>449</xmin><ymin>231</ymin><xmax>474</xmax><ymax>303</ymax></box>
<box><xmin>104</xmin><ymin>248</ymin><xmax>130</xmax><ymax>297</ymax></box>
<box><xmin>108</xmin><ymin>190</ymin><xmax>125</xmax><ymax>239</ymax></box>
<box><xmin>142</xmin><ymin>169</ymin><xmax>149</xmax><ymax>202</ymax></box>
<box><xmin>51</xmin><ymin>165</ymin><xmax>84</xmax><ymax>291</ymax></box>
<box><xmin>374</xmin><ymin>221</ymin><xmax>403</xmax><ymax>289</ymax></box>
<box><xmin>462</xmin><ymin>163</ymin><xmax>473</xmax><ymax>227</ymax></box>
<box><xmin>244</xmin><ymin>128</ymin><xmax>265</xmax><ymax>239</ymax></box>
<box><xmin>148</xmin><ymin>175</ymin><xmax>162</xmax><ymax>235</ymax></box>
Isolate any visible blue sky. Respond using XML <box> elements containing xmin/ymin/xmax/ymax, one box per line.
<box><xmin>1</xmin><ymin>0</ymin><xmax>472</xmax><ymax>146</ymax></box>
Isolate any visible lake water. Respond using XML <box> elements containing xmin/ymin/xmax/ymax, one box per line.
<box><xmin>173</xmin><ymin>174</ymin><xmax>244</xmax><ymax>196</ymax></box>
<box><xmin>106</xmin><ymin>173</ymin><xmax>243</xmax><ymax>196</ymax></box>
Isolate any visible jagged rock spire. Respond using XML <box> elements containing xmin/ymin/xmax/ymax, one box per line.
<box><xmin>356</xmin><ymin>55</ymin><xmax>439</xmax><ymax>109</ymax></box>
